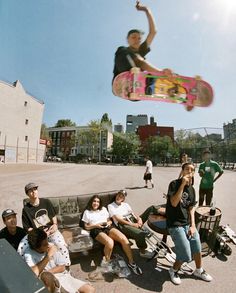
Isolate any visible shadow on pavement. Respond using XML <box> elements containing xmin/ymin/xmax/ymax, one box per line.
<box><xmin>125</xmin><ymin>186</ymin><xmax>146</xmax><ymax>190</ymax></box>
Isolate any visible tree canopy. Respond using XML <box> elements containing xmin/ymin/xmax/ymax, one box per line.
<box><xmin>54</xmin><ymin>119</ymin><xmax>76</xmax><ymax>127</ymax></box>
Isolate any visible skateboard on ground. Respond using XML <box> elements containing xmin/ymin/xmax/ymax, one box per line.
<box><xmin>221</xmin><ymin>225</ymin><xmax>236</xmax><ymax>245</ymax></box>
<box><xmin>112</xmin><ymin>67</ymin><xmax>214</xmax><ymax>110</ymax></box>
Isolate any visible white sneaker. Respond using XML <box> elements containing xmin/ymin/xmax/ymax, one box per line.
<box><xmin>169</xmin><ymin>268</ymin><xmax>181</xmax><ymax>285</ymax></box>
<box><xmin>139</xmin><ymin>249</ymin><xmax>155</xmax><ymax>259</ymax></box>
<box><xmin>193</xmin><ymin>269</ymin><xmax>213</xmax><ymax>282</ymax></box>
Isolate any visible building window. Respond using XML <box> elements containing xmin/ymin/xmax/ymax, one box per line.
<box><xmin>25</xmin><ymin>119</ymin><xmax>29</xmax><ymax>125</ymax></box>
<box><xmin>24</xmin><ymin>101</ymin><xmax>28</xmax><ymax>106</ymax></box>
<box><xmin>25</xmin><ymin>136</ymin><xmax>28</xmax><ymax>141</ymax></box>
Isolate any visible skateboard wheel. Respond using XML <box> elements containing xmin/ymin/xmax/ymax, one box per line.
<box><xmin>131</xmin><ymin>67</ymin><xmax>141</xmax><ymax>74</ymax></box>
<box><xmin>185</xmin><ymin>105</ymin><xmax>194</xmax><ymax>111</ymax></box>
<box><xmin>129</xmin><ymin>93</ymin><xmax>139</xmax><ymax>101</ymax></box>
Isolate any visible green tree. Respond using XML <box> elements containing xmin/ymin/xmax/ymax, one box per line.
<box><xmin>54</xmin><ymin>119</ymin><xmax>76</xmax><ymax>127</ymax></box>
<box><xmin>77</xmin><ymin>120</ymin><xmax>102</xmax><ymax>160</ymax></box>
<box><xmin>101</xmin><ymin>113</ymin><xmax>112</xmax><ymax>131</ymax></box>
<box><xmin>145</xmin><ymin>136</ymin><xmax>179</xmax><ymax>163</ymax></box>
<box><xmin>40</xmin><ymin>123</ymin><xmax>50</xmax><ymax>140</ymax></box>
<box><xmin>112</xmin><ymin>133</ymin><xmax>141</xmax><ymax>162</ymax></box>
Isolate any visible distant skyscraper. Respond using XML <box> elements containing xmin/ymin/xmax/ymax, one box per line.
<box><xmin>114</xmin><ymin>124</ymin><xmax>124</xmax><ymax>133</ymax></box>
<box><xmin>126</xmin><ymin>114</ymin><xmax>148</xmax><ymax>133</ymax></box>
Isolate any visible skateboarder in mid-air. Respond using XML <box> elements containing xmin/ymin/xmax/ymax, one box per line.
<box><xmin>112</xmin><ymin>1</ymin><xmax>172</xmax><ymax>82</ymax></box>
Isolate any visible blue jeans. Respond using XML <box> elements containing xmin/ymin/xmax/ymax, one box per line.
<box><xmin>168</xmin><ymin>225</ymin><xmax>201</xmax><ymax>262</ymax></box>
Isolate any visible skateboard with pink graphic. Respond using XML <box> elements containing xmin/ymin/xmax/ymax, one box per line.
<box><xmin>112</xmin><ymin>68</ymin><xmax>214</xmax><ymax>110</ymax></box>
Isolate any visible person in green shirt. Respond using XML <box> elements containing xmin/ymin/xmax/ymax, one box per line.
<box><xmin>198</xmin><ymin>150</ymin><xmax>223</xmax><ymax>206</ymax></box>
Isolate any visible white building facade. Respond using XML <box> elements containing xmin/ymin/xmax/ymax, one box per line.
<box><xmin>0</xmin><ymin>80</ymin><xmax>45</xmax><ymax>163</ymax></box>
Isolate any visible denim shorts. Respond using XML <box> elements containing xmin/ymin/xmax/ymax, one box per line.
<box><xmin>168</xmin><ymin>225</ymin><xmax>201</xmax><ymax>262</ymax></box>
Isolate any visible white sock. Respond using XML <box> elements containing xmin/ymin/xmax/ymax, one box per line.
<box><xmin>196</xmin><ymin>267</ymin><xmax>203</xmax><ymax>274</ymax></box>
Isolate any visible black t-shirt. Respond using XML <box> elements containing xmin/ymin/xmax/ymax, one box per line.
<box><xmin>0</xmin><ymin>226</ymin><xmax>26</xmax><ymax>250</ymax></box>
<box><xmin>113</xmin><ymin>41</ymin><xmax>151</xmax><ymax>80</ymax></box>
<box><xmin>166</xmin><ymin>179</ymin><xmax>196</xmax><ymax>228</ymax></box>
<box><xmin>22</xmin><ymin>198</ymin><xmax>56</xmax><ymax>230</ymax></box>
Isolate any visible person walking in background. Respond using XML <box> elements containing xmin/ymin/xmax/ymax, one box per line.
<box><xmin>198</xmin><ymin>150</ymin><xmax>223</xmax><ymax>206</ymax></box>
<box><xmin>144</xmin><ymin>156</ymin><xmax>154</xmax><ymax>188</ymax></box>
<box><xmin>0</xmin><ymin>209</ymin><xmax>26</xmax><ymax>250</ymax></box>
<box><xmin>178</xmin><ymin>153</ymin><xmax>191</xmax><ymax>179</ymax></box>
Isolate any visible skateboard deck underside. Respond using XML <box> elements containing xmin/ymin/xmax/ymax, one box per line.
<box><xmin>113</xmin><ymin>70</ymin><xmax>214</xmax><ymax>107</ymax></box>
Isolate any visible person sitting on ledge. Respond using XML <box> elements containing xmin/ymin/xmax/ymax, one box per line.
<box><xmin>82</xmin><ymin>194</ymin><xmax>142</xmax><ymax>275</ymax></box>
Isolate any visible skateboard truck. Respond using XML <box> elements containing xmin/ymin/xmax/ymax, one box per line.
<box><xmin>129</xmin><ymin>67</ymin><xmax>141</xmax><ymax>101</ymax></box>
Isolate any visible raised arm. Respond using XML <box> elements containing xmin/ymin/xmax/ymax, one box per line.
<box><xmin>136</xmin><ymin>1</ymin><xmax>157</xmax><ymax>46</ymax></box>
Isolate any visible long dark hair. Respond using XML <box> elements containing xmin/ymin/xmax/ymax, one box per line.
<box><xmin>85</xmin><ymin>195</ymin><xmax>103</xmax><ymax>211</ymax></box>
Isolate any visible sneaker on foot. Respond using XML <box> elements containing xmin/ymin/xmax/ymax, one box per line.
<box><xmin>139</xmin><ymin>249</ymin><xmax>155</xmax><ymax>259</ymax></box>
<box><xmin>193</xmin><ymin>269</ymin><xmax>213</xmax><ymax>282</ymax></box>
<box><xmin>128</xmin><ymin>262</ymin><xmax>142</xmax><ymax>275</ymax></box>
<box><xmin>100</xmin><ymin>259</ymin><xmax>113</xmax><ymax>273</ymax></box>
<box><xmin>169</xmin><ymin>268</ymin><xmax>181</xmax><ymax>285</ymax></box>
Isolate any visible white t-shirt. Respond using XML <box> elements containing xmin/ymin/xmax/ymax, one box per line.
<box><xmin>23</xmin><ymin>246</ymin><xmax>65</xmax><ymax>271</ymax></box>
<box><xmin>108</xmin><ymin>202</ymin><xmax>133</xmax><ymax>225</ymax></box>
<box><xmin>146</xmin><ymin>160</ymin><xmax>153</xmax><ymax>174</ymax></box>
<box><xmin>82</xmin><ymin>207</ymin><xmax>109</xmax><ymax>225</ymax></box>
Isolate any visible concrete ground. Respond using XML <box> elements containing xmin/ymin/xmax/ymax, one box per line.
<box><xmin>0</xmin><ymin>163</ymin><xmax>236</xmax><ymax>292</ymax></box>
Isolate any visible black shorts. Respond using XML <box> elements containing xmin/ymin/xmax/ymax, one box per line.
<box><xmin>144</xmin><ymin>173</ymin><xmax>152</xmax><ymax>180</ymax></box>
<box><xmin>90</xmin><ymin>225</ymin><xmax>115</xmax><ymax>239</ymax></box>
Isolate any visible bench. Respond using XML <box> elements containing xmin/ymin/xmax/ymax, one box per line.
<box><xmin>23</xmin><ymin>190</ymin><xmax>120</xmax><ymax>254</ymax></box>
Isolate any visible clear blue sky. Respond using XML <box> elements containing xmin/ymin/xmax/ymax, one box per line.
<box><xmin>0</xmin><ymin>0</ymin><xmax>235</xmax><ymax>131</ymax></box>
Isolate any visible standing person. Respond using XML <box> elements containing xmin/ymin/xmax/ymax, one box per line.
<box><xmin>0</xmin><ymin>209</ymin><xmax>26</xmax><ymax>250</ymax></box>
<box><xmin>22</xmin><ymin>182</ymin><xmax>70</xmax><ymax>266</ymax></box>
<box><xmin>178</xmin><ymin>153</ymin><xmax>190</xmax><ymax>179</ymax></box>
<box><xmin>113</xmin><ymin>1</ymin><xmax>172</xmax><ymax>82</ymax></box>
<box><xmin>144</xmin><ymin>156</ymin><xmax>154</xmax><ymax>188</ymax></box>
<box><xmin>82</xmin><ymin>195</ymin><xmax>142</xmax><ymax>275</ymax></box>
<box><xmin>166</xmin><ymin>162</ymin><xmax>212</xmax><ymax>285</ymax></box>
<box><xmin>23</xmin><ymin>228</ymin><xmax>95</xmax><ymax>293</ymax></box>
<box><xmin>198</xmin><ymin>150</ymin><xmax>223</xmax><ymax>206</ymax></box>
<box><xmin>108</xmin><ymin>190</ymin><xmax>154</xmax><ymax>259</ymax></box>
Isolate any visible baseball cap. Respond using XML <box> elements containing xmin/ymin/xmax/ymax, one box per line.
<box><xmin>2</xmin><ymin>209</ymin><xmax>17</xmax><ymax>219</ymax></box>
<box><xmin>127</xmin><ymin>29</ymin><xmax>144</xmax><ymax>38</ymax></box>
<box><xmin>118</xmin><ymin>190</ymin><xmax>127</xmax><ymax>197</ymax></box>
<box><xmin>25</xmin><ymin>182</ymin><xmax>38</xmax><ymax>194</ymax></box>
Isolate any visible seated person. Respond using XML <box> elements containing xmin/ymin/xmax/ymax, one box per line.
<box><xmin>166</xmin><ymin>162</ymin><xmax>212</xmax><ymax>285</ymax></box>
<box><xmin>23</xmin><ymin>228</ymin><xmax>95</xmax><ymax>293</ymax></box>
<box><xmin>108</xmin><ymin>190</ymin><xmax>155</xmax><ymax>259</ymax></box>
<box><xmin>22</xmin><ymin>182</ymin><xmax>70</xmax><ymax>266</ymax></box>
<box><xmin>82</xmin><ymin>195</ymin><xmax>142</xmax><ymax>275</ymax></box>
<box><xmin>0</xmin><ymin>209</ymin><xmax>26</xmax><ymax>250</ymax></box>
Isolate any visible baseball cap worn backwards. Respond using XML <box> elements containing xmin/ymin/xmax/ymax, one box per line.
<box><xmin>127</xmin><ymin>29</ymin><xmax>144</xmax><ymax>37</ymax></box>
<box><xmin>2</xmin><ymin>209</ymin><xmax>17</xmax><ymax>219</ymax></box>
<box><xmin>25</xmin><ymin>182</ymin><xmax>38</xmax><ymax>194</ymax></box>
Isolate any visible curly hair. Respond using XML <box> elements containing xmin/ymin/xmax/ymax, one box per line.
<box><xmin>28</xmin><ymin>228</ymin><xmax>47</xmax><ymax>250</ymax></box>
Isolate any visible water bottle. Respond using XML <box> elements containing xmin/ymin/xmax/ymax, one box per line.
<box><xmin>210</xmin><ymin>200</ymin><xmax>216</xmax><ymax>216</ymax></box>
